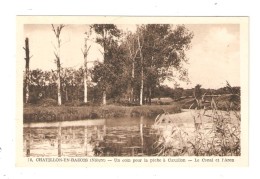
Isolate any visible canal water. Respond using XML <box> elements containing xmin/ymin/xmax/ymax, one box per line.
<box><xmin>23</xmin><ymin>116</ymin><xmax>159</xmax><ymax>157</ymax></box>
<box><xmin>24</xmin><ymin>110</ymin><xmax>238</xmax><ymax>157</ymax></box>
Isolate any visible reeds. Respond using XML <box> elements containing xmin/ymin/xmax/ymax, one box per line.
<box><xmin>152</xmin><ymin>92</ymin><xmax>241</xmax><ymax>156</ymax></box>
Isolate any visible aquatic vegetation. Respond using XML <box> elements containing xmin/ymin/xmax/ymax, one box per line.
<box><xmin>152</xmin><ymin>97</ymin><xmax>241</xmax><ymax>156</ymax></box>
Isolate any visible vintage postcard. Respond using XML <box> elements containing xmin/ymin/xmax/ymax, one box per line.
<box><xmin>16</xmin><ymin>16</ymin><xmax>248</xmax><ymax>167</ymax></box>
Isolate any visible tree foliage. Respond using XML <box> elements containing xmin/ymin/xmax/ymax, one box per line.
<box><xmin>133</xmin><ymin>24</ymin><xmax>194</xmax><ymax>104</ymax></box>
<box><xmin>24</xmin><ymin>24</ymin><xmax>197</xmax><ymax>105</ymax></box>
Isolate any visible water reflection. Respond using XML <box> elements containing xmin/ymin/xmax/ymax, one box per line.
<box><xmin>23</xmin><ymin>117</ymin><xmax>158</xmax><ymax>157</ymax></box>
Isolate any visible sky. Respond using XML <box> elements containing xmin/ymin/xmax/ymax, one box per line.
<box><xmin>23</xmin><ymin>24</ymin><xmax>240</xmax><ymax>89</ymax></box>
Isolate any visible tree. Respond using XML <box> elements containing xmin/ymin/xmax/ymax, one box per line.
<box><xmin>194</xmin><ymin>84</ymin><xmax>203</xmax><ymax>109</ymax></box>
<box><xmin>82</xmin><ymin>28</ymin><xmax>92</xmax><ymax>103</ymax></box>
<box><xmin>51</xmin><ymin>24</ymin><xmax>65</xmax><ymax>105</ymax></box>
<box><xmin>137</xmin><ymin>31</ymin><xmax>144</xmax><ymax>105</ymax></box>
<box><xmin>28</xmin><ymin>69</ymin><xmax>45</xmax><ymax>103</ymax></box>
<box><xmin>74</xmin><ymin>67</ymin><xmax>84</xmax><ymax>101</ymax></box>
<box><xmin>136</xmin><ymin>24</ymin><xmax>194</xmax><ymax>104</ymax></box>
<box><xmin>42</xmin><ymin>70</ymin><xmax>56</xmax><ymax>99</ymax></box>
<box><xmin>91</xmin><ymin>24</ymin><xmax>121</xmax><ymax>105</ymax></box>
<box><xmin>23</xmin><ymin>37</ymin><xmax>32</xmax><ymax>103</ymax></box>
<box><xmin>224</xmin><ymin>81</ymin><xmax>240</xmax><ymax>110</ymax></box>
<box><xmin>124</xmin><ymin>31</ymin><xmax>140</xmax><ymax>102</ymax></box>
<box><xmin>60</xmin><ymin>67</ymin><xmax>74</xmax><ymax>102</ymax></box>
<box><xmin>90</xmin><ymin>35</ymin><xmax>134</xmax><ymax>104</ymax></box>
<box><xmin>172</xmin><ymin>87</ymin><xmax>184</xmax><ymax>100</ymax></box>
<box><xmin>107</xmin><ymin>42</ymin><xmax>131</xmax><ymax>101</ymax></box>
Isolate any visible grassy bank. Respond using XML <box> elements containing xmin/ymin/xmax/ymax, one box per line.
<box><xmin>23</xmin><ymin>104</ymin><xmax>181</xmax><ymax>123</ymax></box>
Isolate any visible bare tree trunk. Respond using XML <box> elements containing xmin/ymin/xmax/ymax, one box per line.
<box><xmin>101</xmin><ymin>30</ymin><xmax>107</xmax><ymax>106</ymax></box>
<box><xmin>140</xmin><ymin>63</ymin><xmax>143</xmax><ymax>106</ymax></box>
<box><xmin>57</xmin><ymin>65</ymin><xmax>62</xmax><ymax>105</ymax></box>
<box><xmin>126</xmin><ymin>35</ymin><xmax>139</xmax><ymax>103</ymax></box>
<box><xmin>137</xmin><ymin>36</ymin><xmax>143</xmax><ymax>106</ymax></box>
<box><xmin>83</xmin><ymin>40</ymin><xmax>88</xmax><ymax>103</ymax></box>
<box><xmin>149</xmin><ymin>56</ymin><xmax>153</xmax><ymax>105</ymax></box>
<box><xmin>83</xmin><ymin>71</ymin><xmax>88</xmax><ymax>103</ymax></box>
<box><xmin>131</xmin><ymin>60</ymin><xmax>135</xmax><ymax>103</ymax></box>
<box><xmin>24</xmin><ymin>38</ymin><xmax>31</xmax><ymax>103</ymax></box>
<box><xmin>102</xmin><ymin>90</ymin><xmax>106</xmax><ymax>105</ymax></box>
<box><xmin>130</xmin><ymin>87</ymin><xmax>134</xmax><ymax>103</ymax></box>
<box><xmin>83</xmin><ymin>38</ymin><xmax>91</xmax><ymax>103</ymax></box>
<box><xmin>52</xmin><ymin>24</ymin><xmax>65</xmax><ymax>106</ymax></box>
<box><xmin>56</xmin><ymin>39</ymin><xmax>62</xmax><ymax>106</ymax></box>
<box><xmin>72</xmin><ymin>73</ymin><xmax>75</xmax><ymax>101</ymax></box>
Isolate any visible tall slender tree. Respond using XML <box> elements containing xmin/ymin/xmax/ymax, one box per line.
<box><xmin>51</xmin><ymin>24</ymin><xmax>65</xmax><ymax>106</ymax></box>
<box><xmin>23</xmin><ymin>37</ymin><xmax>32</xmax><ymax>103</ymax></box>
<box><xmin>125</xmin><ymin>32</ymin><xmax>139</xmax><ymax>102</ymax></box>
<box><xmin>137</xmin><ymin>33</ymin><xmax>144</xmax><ymax>105</ymax></box>
<box><xmin>82</xmin><ymin>29</ymin><xmax>92</xmax><ymax>103</ymax></box>
<box><xmin>91</xmin><ymin>24</ymin><xmax>120</xmax><ymax>105</ymax></box>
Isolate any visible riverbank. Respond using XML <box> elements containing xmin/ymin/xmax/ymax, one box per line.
<box><xmin>23</xmin><ymin>104</ymin><xmax>181</xmax><ymax>123</ymax></box>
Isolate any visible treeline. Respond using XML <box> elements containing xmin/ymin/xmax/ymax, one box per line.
<box><xmin>24</xmin><ymin>24</ymin><xmax>195</xmax><ymax>106</ymax></box>
<box><xmin>24</xmin><ymin>67</ymin><xmax>240</xmax><ymax>105</ymax></box>
<box><xmin>24</xmin><ymin>67</ymin><xmax>129</xmax><ymax>104</ymax></box>
<box><xmin>155</xmin><ymin>85</ymin><xmax>241</xmax><ymax>101</ymax></box>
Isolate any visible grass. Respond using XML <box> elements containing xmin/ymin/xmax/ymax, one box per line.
<box><xmin>23</xmin><ymin>103</ymin><xmax>181</xmax><ymax>123</ymax></box>
<box><xmin>179</xmin><ymin>94</ymin><xmax>240</xmax><ymax>111</ymax></box>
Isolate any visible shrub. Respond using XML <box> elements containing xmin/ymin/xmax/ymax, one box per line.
<box><xmin>37</xmin><ymin>98</ymin><xmax>57</xmax><ymax>107</ymax></box>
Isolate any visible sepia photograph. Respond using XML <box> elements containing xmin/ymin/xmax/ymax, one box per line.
<box><xmin>16</xmin><ymin>16</ymin><xmax>248</xmax><ymax>166</ymax></box>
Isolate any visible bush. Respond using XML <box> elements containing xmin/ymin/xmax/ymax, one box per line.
<box><xmin>37</xmin><ymin>98</ymin><xmax>57</xmax><ymax>107</ymax></box>
<box><xmin>64</xmin><ymin>100</ymin><xmax>81</xmax><ymax>107</ymax></box>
